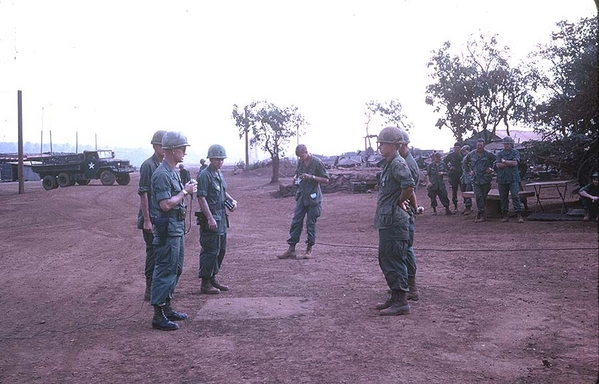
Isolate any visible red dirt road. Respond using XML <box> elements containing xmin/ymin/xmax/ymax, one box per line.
<box><xmin>0</xmin><ymin>170</ymin><xmax>597</xmax><ymax>383</ymax></box>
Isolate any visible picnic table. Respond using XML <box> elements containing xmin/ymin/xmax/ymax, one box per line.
<box><xmin>525</xmin><ymin>180</ymin><xmax>576</xmax><ymax>213</ymax></box>
<box><xmin>462</xmin><ymin>189</ymin><xmax>535</xmax><ymax>216</ymax></box>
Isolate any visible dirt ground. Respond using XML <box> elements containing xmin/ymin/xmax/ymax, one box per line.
<box><xmin>0</xmin><ymin>168</ymin><xmax>597</xmax><ymax>384</ymax></box>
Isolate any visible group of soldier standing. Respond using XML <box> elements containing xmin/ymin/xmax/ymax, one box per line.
<box><xmin>136</xmin><ymin>127</ymin><xmax>528</xmax><ymax>329</ymax></box>
<box><xmin>427</xmin><ymin>137</ymin><xmax>525</xmax><ymax>223</ymax></box>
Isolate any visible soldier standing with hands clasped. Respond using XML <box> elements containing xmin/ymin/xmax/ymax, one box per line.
<box><xmin>374</xmin><ymin>127</ymin><xmax>415</xmax><ymax>316</ymax></box>
<box><xmin>196</xmin><ymin>144</ymin><xmax>237</xmax><ymax>295</ymax></box>
<box><xmin>149</xmin><ymin>131</ymin><xmax>197</xmax><ymax>331</ymax></box>
<box><xmin>495</xmin><ymin>136</ymin><xmax>524</xmax><ymax>223</ymax></box>
<box><xmin>463</xmin><ymin>138</ymin><xmax>496</xmax><ymax>223</ymax></box>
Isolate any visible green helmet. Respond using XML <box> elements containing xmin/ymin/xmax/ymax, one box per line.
<box><xmin>207</xmin><ymin>144</ymin><xmax>227</xmax><ymax>159</ymax></box>
<box><xmin>503</xmin><ymin>136</ymin><xmax>515</xmax><ymax>145</ymax></box>
<box><xmin>399</xmin><ymin>129</ymin><xmax>410</xmax><ymax>144</ymax></box>
<box><xmin>151</xmin><ymin>130</ymin><xmax>167</xmax><ymax>145</ymax></box>
<box><xmin>377</xmin><ymin>127</ymin><xmax>407</xmax><ymax>145</ymax></box>
<box><xmin>162</xmin><ymin>131</ymin><xmax>190</xmax><ymax>149</ymax></box>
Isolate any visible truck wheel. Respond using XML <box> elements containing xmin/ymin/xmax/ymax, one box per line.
<box><xmin>116</xmin><ymin>173</ymin><xmax>131</xmax><ymax>185</ymax></box>
<box><xmin>42</xmin><ymin>175</ymin><xmax>58</xmax><ymax>190</ymax></box>
<box><xmin>57</xmin><ymin>172</ymin><xmax>71</xmax><ymax>187</ymax></box>
<box><xmin>100</xmin><ymin>170</ymin><xmax>116</xmax><ymax>186</ymax></box>
<box><xmin>77</xmin><ymin>179</ymin><xmax>91</xmax><ymax>185</ymax></box>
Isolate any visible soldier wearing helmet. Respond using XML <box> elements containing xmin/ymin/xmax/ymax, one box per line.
<box><xmin>137</xmin><ymin>130</ymin><xmax>166</xmax><ymax>302</ymax></box>
<box><xmin>373</xmin><ymin>127</ymin><xmax>415</xmax><ymax>316</ymax></box>
<box><xmin>278</xmin><ymin>144</ymin><xmax>329</xmax><ymax>260</ymax></box>
<box><xmin>495</xmin><ymin>136</ymin><xmax>524</xmax><ymax>223</ymax></box>
<box><xmin>579</xmin><ymin>171</ymin><xmax>599</xmax><ymax>222</ymax></box>
<box><xmin>149</xmin><ymin>131</ymin><xmax>197</xmax><ymax>331</ymax></box>
<box><xmin>463</xmin><ymin>138</ymin><xmax>496</xmax><ymax>222</ymax></box>
<box><xmin>459</xmin><ymin>145</ymin><xmax>473</xmax><ymax>215</ymax></box>
<box><xmin>395</xmin><ymin>128</ymin><xmax>424</xmax><ymax>302</ymax></box>
<box><xmin>196</xmin><ymin>144</ymin><xmax>237</xmax><ymax>294</ymax></box>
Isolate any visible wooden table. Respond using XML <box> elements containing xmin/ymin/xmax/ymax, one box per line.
<box><xmin>462</xmin><ymin>189</ymin><xmax>536</xmax><ymax>216</ymax></box>
<box><xmin>525</xmin><ymin>180</ymin><xmax>575</xmax><ymax>213</ymax></box>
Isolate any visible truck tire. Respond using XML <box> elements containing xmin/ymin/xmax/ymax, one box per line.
<box><xmin>100</xmin><ymin>170</ymin><xmax>116</xmax><ymax>186</ymax></box>
<box><xmin>42</xmin><ymin>175</ymin><xmax>58</xmax><ymax>191</ymax></box>
<box><xmin>77</xmin><ymin>179</ymin><xmax>91</xmax><ymax>185</ymax></box>
<box><xmin>57</xmin><ymin>172</ymin><xmax>72</xmax><ymax>187</ymax></box>
<box><xmin>116</xmin><ymin>173</ymin><xmax>131</xmax><ymax>185</ymax></box>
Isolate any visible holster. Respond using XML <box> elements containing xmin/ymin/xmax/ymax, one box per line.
<box><xmin>195</xmin><ymin>210</ymin><xmax>208</xmax><ymax>231</ymax></box>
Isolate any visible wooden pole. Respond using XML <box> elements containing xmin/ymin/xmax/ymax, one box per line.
<box><xmin>17</xmin><ymin>90</ymin><xmax>24</xmax><ymax>194</ymax></box>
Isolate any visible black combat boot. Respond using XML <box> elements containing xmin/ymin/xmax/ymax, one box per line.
<box><xmin>406</xmin><ymin>276</ymin><xmax>419</xmax><ymax>301</ymax></box>
<box><xmin>200</xmin><ymin>278</ymin><xmax>220</xmax><ymax>294</ymax></box>
<box><xmin>152</xmin><ymin>305</ymin><xmax>180</xmax><ymax>331</ymax></box>
<box><xmin>517</xmin><ymin>213</ymin><xmax>524</xmax><ymax>223</ymax></box>
<box><xmin>375</xmin><ymin>294</ymin><xmax>394</xmax><ymax>310</ymax></box>
<box><xmin>299</xmin><ymin>244</ymin><xmax>313</xmax><ymax>259</ymax></box>
<box><xmin>278</xmin><ymin>244</ymin><xmax>297</xmax><ymax>259</ymax></box>
<box><xmin>164</xmin><ymin>298</ymin><xmax>188</xmax><ymax>321</ymax></box>
<box><xmin>144</xmin><ymin>278</ymin><xmax>152</xmax><ymax>301</ymax></box>
<box><xmin>210</xmin><ymin>276</ymin><xmax>229</xmax><ymax>291</ymax></box>
<box><xmin>453</xmin><ymin>202</ymin><xmax>458</xmax><ymax>213</ymax></box>
<box><xmin>501</xmin><ymin>212</ymin><xmax>509</xmax><ymax>222</ymax></box>
<box><xmin>432</xmin><ymin>207</ymin><xmax>437</xmax><ymax>215</ymax></box>
<box><xmin>445</xmin><ymin>206</ymin><xmax>454</xmax><ymax>215</ymax></box>
<box><xmin>379</xmin><ymin>290</ymin><xmax>410</xmax><ymax>316</ymax></box>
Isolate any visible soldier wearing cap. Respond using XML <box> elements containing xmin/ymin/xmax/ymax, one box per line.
<box><xmin>463</xmin><ymin>138</ymin><xmax>496</xmax><ymax>222</ymax></box>
<box><xmin>579</xmin><ymin>172</ymin><xmax>599</xmax><ymax>222</ymax></box>
<box><xmin>373</xmin><ymin>127</ymin><xmax>415</xmax><ymax>316</ymax></box>
<box><xmin>149</xmin><ymin>131</ymin><xmax>197</xmax><ymax>331</ymax></box>
<box><xmin>278</xmin><ymin>144</ymin><xmax>329</xmax><ymax>260</ymax></box>
<box><xmin>495</xmin><ymin>136</ymin><xmax>524</xmax><ymax>223</ymax></box>
<box><xmin>444</xmin><ymin>142</ymin><xmax>464</xmax><ymax>213</ymax></box>
<box><xmin>196</xmin><ymin>144</ymin><xmax>237</xmax><ymax>294</ymax></box>
<box><xmin>137</xmin><ymin>130</ymin><xmax>166</xmax><ymax>301</ymax></box>
<box><xmin>459</xmin><ymin>145</ymin><xmax>473</xmax><ymax>215</ymax></box>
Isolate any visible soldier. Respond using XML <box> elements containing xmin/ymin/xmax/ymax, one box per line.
<box><xmin>459</xmin><ymin>145</ymin><xmax>473</xmax><ymax>215</ymax></box>
<box><xmin>444</xmin><ymin>143</ymin><xmax>463</xmax><ymax>213</ymax></box>
<box><xmin>495</xmin><ymin>136</ymin><xmax>524</xmax><ymax>223</ymax></box>
<box><xmin>137</xmin><ymin>130</ymin><xmax>166</xmax><ymax>301</ymax></box>
<box><xmin>198</xmin><ymin>158</ymin><xmax>208</xmax><ymax>173</ymax></box>
<box><xmin>579</xmin><ymin>172</ymin><xmax>599</xmax><ymax>222</ymax></box>
<box><xmin>178</xmin><ymin>163</ymin><xmax>191</xmax><ymax>185</ymax></box>
<box><xmin>397</xmin><ymin>129</ymin><xmax>424</xmax><ymax>301</ymax></box>
<box><xmin>196</xmin><ymin>144</ymin><xmax>237</xmax><ymax>294</ymax></box>
<box><xmin>278</xmin><ymin>144</ymin><xmax>329</xmax><ymax>260</ymax></box>
<box><xmin>374</xmin><ymin>127</ymin><xmax>415</xmax><ymax>316</ymax></box>
<box><xmin>149</xmin><ymin>131</ymin><xmax>197</xmax><ymax>331</ymax></box>
<box><xmin>427</xmin><ymin>153</ymin><xmax>454</xmax><ymax>215</ymax></box>
<box><xmin>463</xmin><ymin>139</ymin><xmax>496</xmax><ymax>222</ymax></box>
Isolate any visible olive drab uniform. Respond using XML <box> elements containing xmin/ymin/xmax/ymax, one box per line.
<box><xmin>375</xmin><ymin>153</ymin><xmax>415</xmax><ymax>292</ymax></box>
<box><xmin>287</xmin><ymin>155</ymin><xmax>329</xmax><ymax>247</ymax></box>
<box><xmin>463</xmin><ymin>149</ymin><xmax>496</xmax><ymax>215</ymax></box>
<box><xmin>150</xmin><ymin>161</ymin><xmax>187</xmax><ymax>306</ymax></box>
<box><xmin>196</xmin><ymin>165</ymin><xmax>229</xmax><ymax>281</ymax></box>
<box><xmin>495</xmin><ymin>148</ymin><xmax>523</xmax><ymax>214</ymax></box>
<box><xmin>427</xmin><ymin>161</ymin><xmax>451</xmax><ymax>210</ymax></box>
<box><xmin>444</xmin><ymin>151</ymin><xmax>463</xmax><ymax>209</ymax></box>
<box><xmin>137</xmin><ymin>153</ymin><xmax>162</xmax><ymax>294</ymax></box>
<box><xmin>402</xmin><ymin>152</ymin><xmax>420</xmax><ymax>299</ymax></box>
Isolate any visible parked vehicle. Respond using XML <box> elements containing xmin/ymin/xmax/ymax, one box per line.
<box><xmin>31</xmin><ymin>150</ymin><xmax>134</xmax><ymax>190</ymax></box>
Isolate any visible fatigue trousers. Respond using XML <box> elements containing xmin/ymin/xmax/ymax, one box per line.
<box><xmin>498</xmin><ymin>181</ymin><xmax>523</xmax><ymax>213</ymax></box>
<box><xmin>198</xmin><ymin>230</ymin><xmax>227</xmax><ymax>279</ymax></box>
<box><xmin>142</xmin><ymin>230</ymin><xmax>156</xmax><ymax>281</ymax></box>
<box><xmin>461</xmin><ymin>181</ymin><xmax>473</xmax><ymax>209</ymax></box>
<box><xmin>287</xmin><ymin>202</ymin><xmax>322</xmax><ymax>246</ymax></box>
<box><xmin>150</xmin><ymin>236</ymin><xmax>184</xmax><ymax>306</ymax></box>
<box><xmin>427</xmin><ymin>185</ymin><xmax>450</xmax><ymax>209</ymax></box>
<box><xmin>406</xmin><ymin>215</ymin><xmax>417</xmax><ymax>279</ymax></box>
<box><xmin>378</xmin><ymin>226</ymin><xmax>409</xmax><ymax>292</ymax></box>
<box><xmin>448</xmin><ymin>173</ymin><xmax>462</xmax><ymax>206</ymax></box>
<box><xmin>473</xmin><ymin>183</ymin><xmax>491</xmax><ymax>213</ymax></box>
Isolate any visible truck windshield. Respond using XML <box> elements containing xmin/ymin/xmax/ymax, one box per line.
<box><xmin>96</xmin><ymin>151</ymin><xmax>114</xmax><ymax>159</ymax></box>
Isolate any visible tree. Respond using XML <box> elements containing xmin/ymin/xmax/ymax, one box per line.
<box><xmin>363</xmin><ymin>99</ymin><xmax>412</xmax><ymax>149</ymax></box>
<box><xmin>231</xmin><ymin>100</ymin><xmax>307</xmax><ymax>183</ymax></box>
<box><xmin>527</xmin><ymin>16</ymin><xmax>598</xmax><ymax>180</ymax></box>
<box><xmin>426</xmin><ymin>35</ymin><xmax>532</xmax><ymax>143</ymax></box>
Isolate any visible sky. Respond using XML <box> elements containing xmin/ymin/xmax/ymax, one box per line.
<box><xmin>0</xmin><ymin>0</ymin><xmax>596</xmax><ymax>165</ymax></box>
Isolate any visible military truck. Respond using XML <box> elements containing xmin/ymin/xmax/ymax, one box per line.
<box><xmin>31</xmin><ymin>150</ymin><xmax>135</xmax><ymax>190</ymax></box>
